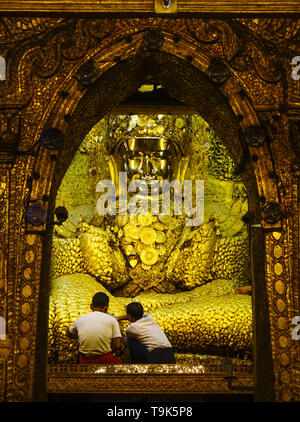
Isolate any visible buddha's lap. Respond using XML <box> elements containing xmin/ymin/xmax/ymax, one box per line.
<box><xmin>49</xmin><ymin>274</ymin><xmax>252</xmax><ymax>358</ymax></box>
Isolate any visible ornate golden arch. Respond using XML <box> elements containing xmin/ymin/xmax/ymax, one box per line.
<box><xmin>0</xmin><ymin>17</ymin><xmax>299</xmax><ymax>402</ymax></box>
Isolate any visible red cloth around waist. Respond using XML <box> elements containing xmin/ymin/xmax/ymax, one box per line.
<box><xmin>79</xmin><ymin>353</ymin><xmax>123</xmax><ymax>364</ymax></box>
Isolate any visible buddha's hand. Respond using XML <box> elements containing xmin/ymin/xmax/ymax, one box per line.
<box><xmin>166</xmin><ymin>223</ymin><xmax>217</xmax><ymax>290</ymax></box>
<box><xmin>79</xmin><ymin>223</ymin><xmax>129</xmax><ymax>289</ymax></box>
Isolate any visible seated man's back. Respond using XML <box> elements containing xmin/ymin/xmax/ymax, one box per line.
<box><xmin>121</xmin><ymin>302</ymin><xmax>176</xmax><ymax>364</ymax></box>
<box><xmin>67</xmin><ymin>292</ymin><xmax>123</xmax><ymax>364</ymax></box>
<box><xmin>71</xmin><ymin>311</ymin><xmax>121</xmax><ymax>356</ymax></box>
<box><xmin>126</xmin><ymin>313</ymin><xmax>172</xmax><ymax>353</ymax></box>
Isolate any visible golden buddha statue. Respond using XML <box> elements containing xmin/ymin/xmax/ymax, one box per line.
<box><xmin>49</xmin><ymin>114</ymin><xmax>252</xmax><ymax>363</ymax></box>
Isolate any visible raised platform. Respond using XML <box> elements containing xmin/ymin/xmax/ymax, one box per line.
<box><xmin>48</xmin><ymin>357</ymin><xmax>253</xmax><ymax>396</ymax></box>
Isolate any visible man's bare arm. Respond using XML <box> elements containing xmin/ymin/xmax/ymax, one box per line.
<box><xmin>116</xmin><ymin>314</ymin><xmax>129</xmax><ymax>321</ymax></box>
<box><xmin>234</xmin><ymin>286</ymin><xmax>252</xmax><ymax>295</ymax></box>
<box><xmin>111</xmin><ymin>336</ymin><xmax>122</xmax><ymax>352</ymax></box>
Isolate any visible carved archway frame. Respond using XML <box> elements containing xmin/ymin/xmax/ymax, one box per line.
<box><xmin>0</xmin><ymin>17</ymin><xmax>299</xmax><ymax>402</ymax></box>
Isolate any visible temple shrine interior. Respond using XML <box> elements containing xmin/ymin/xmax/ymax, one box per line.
<box><xmin>0</xmin><ymin>3</ymin><xmax>299</xmax><ymax>403</ymax></box>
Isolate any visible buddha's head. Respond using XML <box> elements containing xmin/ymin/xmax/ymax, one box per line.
<box><xmin>120</xmin><ymin>137</ymin><xmax>171</xmax><ymax>182</ymax></box>
<box><xmin>109</xmin><ymin>136</ymin><xmax>188</xmax><ymax>198</ymax></box>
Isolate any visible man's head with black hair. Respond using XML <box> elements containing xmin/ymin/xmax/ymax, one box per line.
<box><xmin>126</xmin><ymin>302</ymin><xmax>144</xmax><ymax>322</ymax></box>
<box><xmin>90</xmin><ymin>292</ymin><xmax>109</xmax><ymax>312</ymax></box>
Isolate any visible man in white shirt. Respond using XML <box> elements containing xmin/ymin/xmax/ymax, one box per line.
<box><xmin>67</xmin><ymin>292</ymin><xmax>123</xmax><ymax>364</ymax></box>
<box><xmin>118</xmin><ymin>302</ymin><xmax>176</xmax><ymax>364</ymax></box>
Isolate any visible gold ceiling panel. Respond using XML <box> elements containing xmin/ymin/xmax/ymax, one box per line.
<box><xmin>0</xmin><ymin>0</ymin><xmax>299</xmax><ymax>13</ymax></box>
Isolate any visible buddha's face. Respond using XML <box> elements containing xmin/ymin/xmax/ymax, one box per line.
<box><xmin>119</xmin><ymin>137</ymin><xmax>172</xmax><ymax>184</ymax></box>
<box><xmin>109</xmin><ymin>136</ymin><xmax>186</xmax><ymax>200</ymax></box>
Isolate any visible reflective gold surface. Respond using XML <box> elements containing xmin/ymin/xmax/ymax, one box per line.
<box><xmin>119</xmin><ymin>137</ymin><xmax>171</xmax><ymax>182</ymax></box>
<box><xmin>48</xmin><ymin>358</ymin><xmax>254</xmax><ymax>395</ymax></box>
<box><xmin>0</xmin><ymin>1</ymin><xmax>299</xmax><ymax>13</ymax></box>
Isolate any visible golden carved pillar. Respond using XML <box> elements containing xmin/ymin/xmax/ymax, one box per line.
<box><xmin>3</xmin><ymin>157</ymin><xmax>44</xmax><ymax>401</ymax></box>
<box><xmin>289</xmin><ymin>121</ymin><xmax>300</xmax><ymax>401</ymax></box>
<box><xmin>265</xmin><ymin>229</ymin><xmax>293</xmax><ymax>401</ymax></box>
<box><xmin>0</xmin><ymin>165</ymin><xmax>10</xmax><ymax>401</ymax></box>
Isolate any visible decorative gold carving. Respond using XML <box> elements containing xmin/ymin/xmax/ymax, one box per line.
<box><xmin>274</xmin><ymin>262</ymin><xmax>283</xmax><ymax>275</ymax></box>
<box><xmin>275</xmin><ymin>280</ymin><xmax>285</xmax><ymax>295</ymax></box>
<box><xmin>294</xmin><ymin>363</ymin><xmax>300</xmax><ymax>401</ymax></box>
<box><xmin>20</xmin><ymin>321</ymin><xmax>30</xmax><ymax>334</ymax></box>
<box><xmin>48</xmin><ymin>360</ymin><xmax>253</xmax><ymax>395</ymax></box>
<box><xmin>0</xmin><ymin>1</ymin><xmax>299</xmax><ymax>13</ymax></box>
<box><xmin>17</xmin><ymin>355</ymin><xmax>28</xmax><ymax>369</ymax></box>
<box><xmin>0</xmin><ymin>17</ymin><xmax>65</xmax><ymax>44</ymax></box>
<box><xmin>273</xmin><ymin>245</ymin><xmax>283</xmax><ymax>259</ymax></box>
<box><xmin>280</xmin><ymin>353</ymin><xmax>289</xmax><ymax>366</ymax></box>
<box><xmin>0</xmin><ymin>338</ymin><xmax>11</xmax><ymax>362</ymax></box>
<box><xmin>277</xmin><ymin>317</ymin><xmax>287</xmax><ymax>330</ymax></box>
